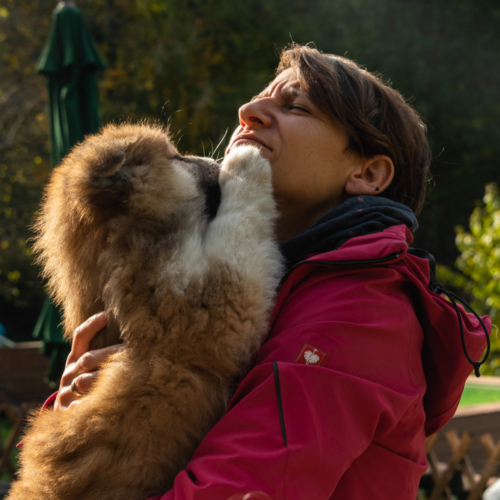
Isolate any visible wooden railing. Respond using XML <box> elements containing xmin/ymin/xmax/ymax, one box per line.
<box><xmin>421</xmin><ymin>430</ymin><xmax>500</xmax><ymax>499</ymax></box>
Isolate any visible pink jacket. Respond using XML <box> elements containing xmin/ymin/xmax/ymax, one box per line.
<box><xmin>146</xmin><ymin>224</ymin><xmax>489</xmax><ymax>500</ymax></box>
<box><xmin>34</xmin><ymin>224</ymin><xmax>489</xmax><ymax>499</ymax></box>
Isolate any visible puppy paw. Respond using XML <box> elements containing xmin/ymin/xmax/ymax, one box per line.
<box><xmin>220</xmin><ymin>145</ymin><xmax>272</xmax><ymax>187</ymax></box>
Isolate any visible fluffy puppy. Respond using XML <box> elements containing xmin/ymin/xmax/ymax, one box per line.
<box><xmin>7</xmin><ymin>122</ymin><xmax>283</xmax><ymax>500</ymax></box>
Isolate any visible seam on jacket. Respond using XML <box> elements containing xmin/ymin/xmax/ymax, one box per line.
<box><xmin>283</xmin><ymin>432</ymin><xmax>290</xmax><ymax>500</ymax></box>
<box><xmin>403</xmin><ymin>285</ymin><xmax>423</xmax><ymax>400</ymax></box>
<box><xmin>271</xmin><ymin>270</ymin><xmax>361</xmax><ymax>333</ymax></box>
<box><xmin>272</xmin><ymin>361</ymin><xmax>288</xmax><ymax>447</ymax></box>
<box><xmin>277</xmin><ymin>266</ymin><xmax>395</xmax><ymax>323</ymax></box>
<box><xmin>370</xmin><ymin>440</ymin><xmax>427</xmax><ymax>468</ymax></box>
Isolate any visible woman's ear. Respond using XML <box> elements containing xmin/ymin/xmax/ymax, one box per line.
<box><xmin>344</xmin><ymin>155</ymin><xmax>395</xmax><ymax>196</ymax></box>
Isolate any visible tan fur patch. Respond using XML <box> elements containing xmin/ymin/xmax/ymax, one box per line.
<box><xmin>8</xmin><ymin>123</ymin><xmax>283</xmax><ymax>500</ymax></box>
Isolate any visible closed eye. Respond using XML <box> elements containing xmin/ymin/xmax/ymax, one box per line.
<box><xmin>288</xmin><ymin>105</ymin><xmax>310</xmax><ymax>114</ymax></box>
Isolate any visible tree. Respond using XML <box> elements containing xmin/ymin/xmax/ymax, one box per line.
<box><xmin>0</xmin><ymin>0</ymin><xmax>53</xmax><ymax>339</ymax></box>
<box><xmin>289</xmin><ymin>0</ymin><xmax>500</xmax><ymax>265</ymax></box>
<box><xmin>1</xmin><ymin>0</ymin><xmax>499</xmax><ymax>340</ymax></box>
<box><xmin>437</xmin><ymin>183</ymin><xmax>500</xmax><ymax>374</ymax></box>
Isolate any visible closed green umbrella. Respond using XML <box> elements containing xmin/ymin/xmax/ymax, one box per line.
<box><xmin>33</xmin><ymin>0</ymin><xmax>105</xmax><ymax>385</ymax></box>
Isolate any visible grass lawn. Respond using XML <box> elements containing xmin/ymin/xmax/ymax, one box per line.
<box><xmin>0</xmin><ymin>416</ymin><xmax>19</xmax><ymax>481</ymax></box>
<box><xmin>459</xmin><ymin>384</ymin><xmax>500</xmax><ymax>407</ymax></box>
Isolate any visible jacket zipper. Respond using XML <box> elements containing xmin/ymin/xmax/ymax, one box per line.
<box><xmin>278</xmin><ymin>251</ymin><xmax>401</xmax><ymax>289</ymax></box>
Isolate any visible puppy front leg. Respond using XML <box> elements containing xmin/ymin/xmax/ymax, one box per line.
<box><xmin>204</xmin><ymin>145</ymin><xmax>283</xmax><ymax>295</ymax></box>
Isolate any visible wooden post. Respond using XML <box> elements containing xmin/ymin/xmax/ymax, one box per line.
<box><xmin>425</xmin><ymin>433</ymin><xmax>454</xmax><ymax>500</ymax></box>
<box><xmin>429</xmin><ymin>431</ymin><xmax>472</xmax><ymax>500</ymax></box>
<box><xmin>466</xmin><ymin>434</ymin><xmax>500</xmax><ymax>500</ymax></box>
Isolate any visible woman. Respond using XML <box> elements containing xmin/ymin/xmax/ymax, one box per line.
<box><xmin>49</xmin><ymin>45</ymin><xmax>489</xmax><ymax>499</ymax></box>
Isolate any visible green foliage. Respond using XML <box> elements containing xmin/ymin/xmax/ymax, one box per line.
<box><xmin>437</xmin><ymin>183</ymin><xmax>500</xmax><ymax>374</ymax></box>
<box><xmin>0</xmin><ymin>0</ymin><xmax>54</xmax><ymax>339</ymax></box>
<box><xmin>1</xmin><ymin>0</ymin><xmax>499</xmax><ymax>340</ymax></box>
<box><xmin>0</xmin><ymin>415</ymin><xmax>19</xmax><ymax>480</ymax></box>
<box><xmin>0</xmin><ymin>160</ymin><xmax>49</xmax><ymax>306</ymax></box>
<box><xmin>288</xmin><ymin>0</ymin><xmax>500</xmax><ymax>264</ymax></box>
<box><xmin>85</xmin><ymin>0</ymin><xmax>305</xmax><ymax>155</ymax></box>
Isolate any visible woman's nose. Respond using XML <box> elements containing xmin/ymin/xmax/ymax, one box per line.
<box><xmin>238</xmin><ymin>100</ymin><xmax>272</xmax><ymax>129</ymax></box>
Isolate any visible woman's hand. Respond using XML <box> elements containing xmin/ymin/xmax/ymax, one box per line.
<box><xmin>54</xmin><ymin>312</ymin><xmax>126</xmax><ymax>410</ymax></box>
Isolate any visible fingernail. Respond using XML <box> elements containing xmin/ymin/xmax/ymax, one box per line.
<box><xmin>96</xmin><ymin>311</ymin><xmax>107</xmax><ymax>321</ymax></box>
<box><xmin>118</xmin><ymin>344</ymin><xmax>127</xmax><ymax>350</ymax></box>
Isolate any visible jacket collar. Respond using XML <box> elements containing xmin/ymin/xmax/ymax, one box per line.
<box><xmin>279</xmin><ymin>195</ymin><xmax>418</xmax><ymax>270</ymax></box>
<box><xmin>272</xmin><ymin>224</ymin><xmax>412</xmax><ymax>329</ymax></box>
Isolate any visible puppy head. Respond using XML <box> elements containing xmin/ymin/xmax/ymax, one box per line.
<box><xmin>58</xmin><ymin>122</ymin><xmax>221</xmax><ymax>227</ymax></box>
<box><xmin>34</xmin><ymin>122</ymin><xmax>221</xmax><ymax>343</ymax></box>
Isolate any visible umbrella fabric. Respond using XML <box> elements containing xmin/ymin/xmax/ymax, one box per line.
<box><xmin>36</xmin><ymin>1</ymin><xmax>105</xmax><ymax>165</ymax></box>
<box><xmin>32</xmin><ymin>296</ymin><xmax>69</xmax><ymax>387</ymax></box>
<box><xmin>33</xmin><ymin>1</ymin><xmax>105</xmax><ymax>383</ymax></box>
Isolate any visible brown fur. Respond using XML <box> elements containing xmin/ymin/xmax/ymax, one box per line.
<box><xmin>8</xmin><ymin>122</ymin><xmax>283</xmax><ymax>500</ymax></box>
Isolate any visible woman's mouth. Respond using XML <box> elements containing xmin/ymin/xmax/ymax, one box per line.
<box><xmin>232</xmin><ymin>135</ymin><xmax>271</xmax><ymax>151</ymax></box>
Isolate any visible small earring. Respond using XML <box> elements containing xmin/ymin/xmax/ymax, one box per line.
<box><xmin>375</xmin><ymin>187</ymin><xmax>380</xmax><ymax>192</ymax></box>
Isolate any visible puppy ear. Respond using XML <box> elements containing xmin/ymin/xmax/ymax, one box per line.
<box><xmin>91</xmin><ymin>145</ymin><xmax>126</xmax><ymax>179</ymax></box>
<box><xmin>78</xmin><ymin>146</ymin><xmax>131</xmax><ymax>210</ymax></box>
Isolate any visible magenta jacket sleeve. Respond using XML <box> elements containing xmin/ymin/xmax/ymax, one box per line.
<box><xmin>148</xmin><ymin>362</ymin><xmax>424</xmax><ymax>500</ymax></box>
<box><xmin>148</xmin><ymin>265</ymin><xmax>428</xmax><ymax>500</ymax></box>
<box><xmin>16</xmin><ymin>392</ymin><xmax>59</xmax><ymax>449</ymax></box>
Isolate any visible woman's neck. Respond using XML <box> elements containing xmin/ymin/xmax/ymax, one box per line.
<box><xmin>275</xmin><ymin>198</ymin><xmax>344</xmax><ymax>243</ymax></box>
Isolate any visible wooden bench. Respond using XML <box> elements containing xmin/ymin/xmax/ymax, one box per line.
<box><xmin>0</xmin><ymin>341</ymin><xmax>53</xmax><ymax>493</ymax></box>
<box><xmin>0</xmin><ymin>342</ymin><xmax>53</xmax><ymax>402</ymax></box>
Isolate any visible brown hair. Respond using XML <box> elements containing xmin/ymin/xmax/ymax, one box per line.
<box><xmin>278</xmin><ymin>44</ymin><xmax>432</xmax><ymax>215</ymax></box>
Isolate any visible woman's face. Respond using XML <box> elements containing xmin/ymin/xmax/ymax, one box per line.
<box><xmin>226</xmin><ymin>68</ymin><xmax>362</xmax><ymax>241</ymax></box>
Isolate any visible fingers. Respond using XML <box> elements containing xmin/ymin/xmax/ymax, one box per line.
<box><xmin>55</xmin><ymin>312</ymin><xmax>125</xmax><ymax>411</ymax></box>
<box><xmin>72</xmin><ymin>343</ymin><xmax>126</xmax><ymax>380</ymax></box>
<box><xmin>71</xmin><ymin>371</ymin><xmax>100</xmax><ymax>395</ymax></box>
<box><xmin>56</xmin><ymin>343</ymin><xmax>126</xmax><ymax>410</ymax></box>
<box><xmin>67</xmin><ymin>312</ymin><xmax>108</xmax><ymax>364</ymax></box>
<box><xmin>55</xmin><ymin>372</ymin><xmax>100</xmax><ymax>411</ymax></box>
<box><xmin>65</xmin><ymin>371</ymin><xmax>100</xmax><ymax>404</ymax></box>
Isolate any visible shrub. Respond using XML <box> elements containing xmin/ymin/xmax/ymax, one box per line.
<box><xmin>437</xmin><ymin>183</ymin><xmax>500</xmax><ymax>375</ymax></box>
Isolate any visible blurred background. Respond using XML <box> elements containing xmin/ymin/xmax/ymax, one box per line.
<box><xmin>0</xmin><ymin>0</ymin><xmax>499</xmax><ymax>363</ymax></box>
<box><xmin>0</xmin><ymin>0</ymin><xmax>499</xmax><ymax>496</ymax></box>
